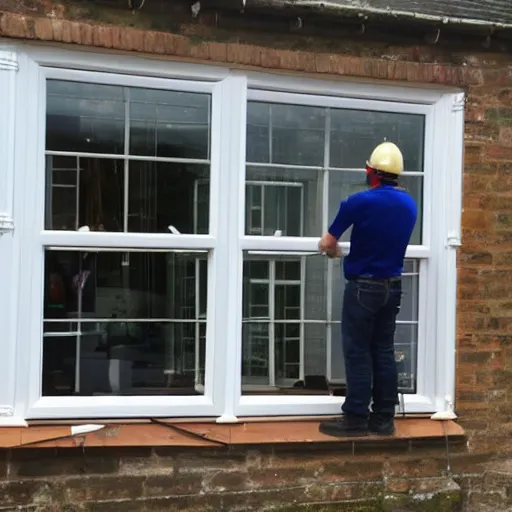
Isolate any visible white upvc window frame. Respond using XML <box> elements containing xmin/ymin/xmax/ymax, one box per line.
<box><xmin>0</xmin><ymin>43</ymin><xmax>463</xmax><ymax>425</ymax></box>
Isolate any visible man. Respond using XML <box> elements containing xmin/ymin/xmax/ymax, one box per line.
<box><xmin>318</xmin><ymin>141</ymin><xmax>417</xmax><ymax>437</ymax></box>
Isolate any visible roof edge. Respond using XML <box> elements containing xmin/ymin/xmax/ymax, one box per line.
<box><xmin>208</xmin><ymin>0</ymin><xmax>512</xmax><ymax>33</ymax></box>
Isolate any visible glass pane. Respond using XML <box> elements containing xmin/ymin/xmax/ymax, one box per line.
<box><xmin>245</xmin><ymin>166</ymin><xmax>323</xmax><ymax>237</ymax></box>
<box><xmin>45</xmin><ymin>156</ymin><xmax>124</xmax><ymax>232</ymax></box>
<box><xmin>46</xmin><ymin>81</ymin><xmax>125</xmax><ymax>155</ymax></box>
<box><xmin>242</xmin><ymin>253</ymin><xmax>328</xmax><ymax>392</ymax></box>
<box><xmin>129</xmin><ymin>88</ymin><xmax>210</xmax><ymax>159</ymax></box>
<box><xmin>45</xmin><ymin>80</ymin><xmax>212</xmax><ymax>234</ymax></box>
<box><xmin>328</xmin><ymin>171</ymin><xmax>423</xmax><ymax>245</ymax></box>
<box><xmin>128</xmin><ymin>162</ymin><xmax>209</xmax><ymax>234</ymax></box>
<box><xmin>246</xmin><ymin>102</ymin><xmax>425</xmax><ymax>244</ymax></box>
<box><xmin>330</xmin><ymin>110</ymin><xmax>425</xmax><ymax>172</ymax></box>
<box><xmin>45</xmin><ymin>156</ymin><xmax>209</xmax><ymax>234</ymax></box>
<box><xmin>239</xmin><ymin>254</ymin><xmax>420</xmax><ymax>394</ymax></box>
<box><xmin>395</xmin><ymin>323</ymin><xmax>418</xmax><ymax>393</ymax></box>
<box><xmin>330</xmin><ymin>258</ymin><xmax>419</xmax><ymax>394</ymax></box>
<box><xmin>242</xmin><ymin>323</ymin><xmax>270</xmax><ymax>385</ymax></box>
<box><xmin>246</xmin><ymin>102</ymin><xmax>326</xmax><ymax>166</ymax></box>
<box><xmin>42</xmin><ymin>249</ymin><xmax>208</xmax><ymax>397</ymax></box>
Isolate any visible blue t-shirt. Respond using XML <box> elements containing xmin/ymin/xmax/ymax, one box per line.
<box><xmin>328</xmin><ymin>185</ymin><xmax>417</xmax><ymax>279</ymax></box>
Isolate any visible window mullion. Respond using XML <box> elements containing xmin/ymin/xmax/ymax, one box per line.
<box><xmin>213</xmin><ymin>74</ymin><xmax>248</xmax><ymax>423</ymax></box>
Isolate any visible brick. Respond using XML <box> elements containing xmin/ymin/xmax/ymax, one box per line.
<box><xmin>487</xmin><ymin>145</ymin><xmax>512</xmax><ymax>160</ymax></box>
<box><xmin>386</xmin><ymin>478</ymin><xmax>411</xmax><ymax>493</ymax></box>
<box><xmin>64</xmin><ymin>475</ymin><xmax>144</xmax><ymax>502</ymax></box>
<box><xmin>352</xmin><ymin>439</ymin><xmax>410</xmax><ymax>457</ymax></box>
<box><xmin>486</xmin><ymin>108</ymin><xmax>512</xmax><ymax>126</ymax></box>
<box><xmin>462</xmin><ymin>209</ymin><xmax>492</xmax><ymax>231</ymax></box>
<box><xmin>384</xmin><ymin>458</ymin><xmax>445</xmax><ymax>479</ymax></box>
<box><xmin>143</xmin><ymin>474</ymin><xmax>203</xmax><ymax>497</ymax></box>
<box><xmin>449</xmin><ymin>453</ymin><xmax>493</xmax><ymax>475</ymax></box>
<box><xmin>170</xmin><ymin>447</ymin><xmax>247</xmax><ymax>473</ymax></box>
<box><xmin>83</xmin><ymin>500</ymin><xmax>145</xmax><ymax>512</ymax></box>
<box><xmin>117</xmin><ymin>448</ymin><xmax>173</xmax><ymax>476</ymax></box>
<box><xmin>499</xmin><ymin>126</ymin><xmax>512</xmax><ymax>146</ymax></box>
<box><xmin>10</xmin><ymin>448</ymin><xmax>120</xmax><ymax>477</ymax></box>
<box><xmin>0</xmin><ymin>480</ymin><xmax>55</xmax><ymax>506</ymax></box>
<box><xmin>206</xmin><ymin>470</ymin><xmax>248</xmax><ymax>492</ymax></box>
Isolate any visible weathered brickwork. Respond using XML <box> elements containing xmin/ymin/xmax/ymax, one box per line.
<box><xmin>0</xmin><ymin>1</ymin><xmax>511</xmax><ymax>510</ymax></box>
<box><xmin>0</xmin><ymin>442</ymin><xmax>488</xmax><ymax>511</ymax></box>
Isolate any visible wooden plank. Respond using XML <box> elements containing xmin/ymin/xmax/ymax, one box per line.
<box><xmin>226</xmin><ymin>419</ymin><xmax>464</xmax><ymax>444</ymax></box>
<box><xmin>23</xmin><ymin>424</ymin><xmax>219</xmax><ymax>448</ymax></box>
<box><xmin>0</xmin><ymin>428</ymin><xmax>22</xmax><ymax>448</ymax></box>
<box><xmin>21</xmin><ymin>426</ymin><xmax>73</xmax><ymax>447</ymax></box>
<box><xmin>4</xmin><ymin>419</ymin><xmax>464</xmax><ymax>449</ymax></box>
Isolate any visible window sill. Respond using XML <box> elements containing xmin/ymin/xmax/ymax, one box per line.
<box><xmin>0</xmin><ymin>417</ymin><xmax>464</xmax><ymax>449</ymax></box>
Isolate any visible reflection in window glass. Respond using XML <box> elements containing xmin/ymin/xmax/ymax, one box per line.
<box><xmin>245</xmin><ymin>101</ymin><xmax>425</xmax><ymax>244</ymax></box>
<box><xmin>45</xmin><ymin>157</ymin><xmax>210</xmax><ymax>234</ymax></box>
<box><xmin>42</xmin><ymin>249</ymin><xmax>208</xmax><ymax>397</ymax></box>
<box><xmin>128</xmin><ymin>88</ymin><xmax>210</xmax><ymax>159</ymax></box>
<box><xmin>246</xmin><ymin>102</ymin><xmax>326</xmax><ymax>166</ymax></box>
<box><xmin>242</xmin><ymin>253</ymin><xmax>328</xmax><ymax>390</ymax></box>
<box><xmin>46</xmin><ymin>81</ymin><xmax>125</xmax><ymax>155</ymax></box>
<box><xmin>330</xmin><ymin>110</ymin><xmax>425</xmax><ymax>171</ymax></box>
<box><xmin>242</xmin><ymin>253</ymin><xmax>419</xmax><ymax>394</ymax></box>
<box><xmin>45</xmin><ymin>80</ymin><xmax>211</xmax><ymax>234</ymax></box>
<box><xmin>246</xmin><ymin>101</ymin><xmax>424</xmax><ymax>172</ymax></box>
<box><xmin>245</xmin><ymin>166</ymin><xmax>322</xmax><ymax>237</ymax></box>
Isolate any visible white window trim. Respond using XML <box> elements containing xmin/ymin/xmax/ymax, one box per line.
<box><xmin>0</xmin><ymin>44</ymin><xmax>463</xmax><ymax>425</ymax></box>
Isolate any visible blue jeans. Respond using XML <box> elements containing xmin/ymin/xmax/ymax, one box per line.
<box><xmin>341</xmin><ymin>278</ymin><xmax>402</xmax><ymax>418</ymax></box>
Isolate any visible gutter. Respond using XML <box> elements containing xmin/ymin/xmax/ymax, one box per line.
<box><xmin>205</xmin><ymin>0</ymin><xmax>512</xmax><ymax>32</ymax></box>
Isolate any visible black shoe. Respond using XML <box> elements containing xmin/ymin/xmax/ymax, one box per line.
<box><xmin>368</xmin><ymin>413</ymin><xmax>395</xmax><ymax>435</ymax></box>
<box><xmin>319</xmin><ymin>415</ymin><xmax>368</xmax><ymax>437</ymax></box>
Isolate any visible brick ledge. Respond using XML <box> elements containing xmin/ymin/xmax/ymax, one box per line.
<box><xmin>0</xmin><ymin>418</ymin><xmax>464</xmax><ymax>449</ymax></box>
<box><xmin>0</xmin><ymin>10</ymin><xmax>483</xmax><ymax>86</ymax></box>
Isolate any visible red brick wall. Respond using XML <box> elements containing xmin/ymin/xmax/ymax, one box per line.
<box><xmin>0</xmin><ymin>442</ymin><xmax>498</xmax><ymax>511</ymax></box>
<box><xmin>0</xmin><ymin>1</ymin><xmax>511</xmax><ymax>510</ymax></box>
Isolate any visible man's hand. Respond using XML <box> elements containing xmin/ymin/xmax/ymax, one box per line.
<box><xmin>318</xmin><ymin>233</ymin><xmax>342</xmax><ymax>259</ymax></box>
<box><xmin>328</xmin><ymin>245</ymin><xmax>342</xmax><ymax>259</ymax></box>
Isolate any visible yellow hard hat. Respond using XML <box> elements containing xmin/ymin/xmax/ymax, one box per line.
<box><xmin>366</xmin><ymin>142</ymin><xmax>404</xmax><ymax>175</ymax></box>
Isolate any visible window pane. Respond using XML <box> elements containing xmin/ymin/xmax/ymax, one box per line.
<box><xmin>45</xmin><ymin>80</ymin><xmax>211</xmax><ymax>234</ymax></box>
<box><xmin>247</xmin><ymin>102</ymin><xmax>326</xmax><ymax>166</ymax></box>
<box><xmin>45</xmin><ymin>156</ymin><xmax>209</xmax><ymax>234</ymax></box>
<box><xmin>330</xmin><ymin>110</ymin><xmax>425</xmax><ymax>172</ymax></box>
<box><xmin>42</xmin><ymin>249</ymin><xmax>208</xmax><ymax>396</ymax></box>
<box><xmin>129</xmin><ymin>88</ymin><xmax>210</xmax><ymax>159</ymax></box>
<box><xmin>47</xmin><ymin>81</ymin><xmax>124</xmax><ymax>155</ymax></box>
<box><xmin>45</xmin><ymin>156</ymin><xmax>124</xmax><ymax>232</ymax></box>
<box><xmin>241</xmin><ymin>253</ymin><xmax>419</xmax><ymax>394</ymax></box>
<box><xmin>242</xmin><ymin>252</ymin><xmax>328</xmax><ymax>392</ymax></box>
<box><xmin>328</xmin><ymin>171</ymin><xmax>423</xmax><ymax>245</ymax></box>
<box><xmin>128</xmin><ymin>162</ymin><xmax>209</xmax><ymax>234</ymax></box>
<box><xmin>245</xmin><ymin>166</ymin><xmax>323</xmax><ymax>237</ymax></box>
<box><xmin>246</xmin><ymin>101</ymin><xmax>425</xmax><ymax>243</ymax></box>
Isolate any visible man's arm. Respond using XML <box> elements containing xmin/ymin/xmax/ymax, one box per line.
<box><xmin>318</xmin><ymin>198</ymin><xmax>354</xmax><ymax>257</ymax></box>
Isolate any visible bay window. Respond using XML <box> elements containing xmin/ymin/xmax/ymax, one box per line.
<box><xmin>0</xmin><ymin>45</ymin><xmax>463</xmax><ymax>424</ymax></box>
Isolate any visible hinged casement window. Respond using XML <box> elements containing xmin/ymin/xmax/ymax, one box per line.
<box><xmin>1</xmin><ymin>45</ymin><xmax>462</xmax><ymax>423</ymax></box>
